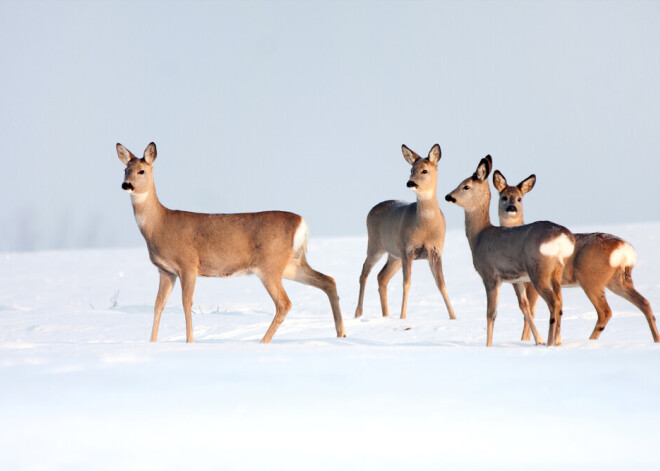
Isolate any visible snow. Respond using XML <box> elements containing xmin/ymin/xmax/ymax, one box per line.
<box><xmin>1</xmin><ymin>223</ymin><xmax>660</xmax><ymax>470</ymax></box>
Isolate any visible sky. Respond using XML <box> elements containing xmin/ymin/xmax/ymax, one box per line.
<box><xmin>1</xmin><ymin>0</ymin><xmax>659</xmax><ymax>251</ymax></box>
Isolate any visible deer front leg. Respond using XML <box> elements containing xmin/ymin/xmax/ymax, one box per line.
<box><xmin>151</xmin><ymin>270</ymin><xmax>177</xmax><ymax>342</ymax></box>
<box><xmin>259</xmin><ymin>275</ymin><xmax>292</xmax><ymax>344</ymax></box>
<box><xmin>179</xmin><ymin>270</ymin><xmax>197</xmax><ymax>343</ymax></box>
<box><xmin>399</xmin><ymin>253</ymin><xmax>413</xmax><ymax>319</ymax></box>
<box><xmin>484</xmin><ymin>280</ymin><xmax>500</xmax><ymax>347</ymax></box>
<box><xmin>583</xmin><ymin>287</ymin><xmax>612</xmax><ymax>340</ymax></box>
<box><xmin>512</xmin><ymin>282</ymin><xmax>545</xmax><ymax>345</ymax></box>
<box><xmin>428</xmin><ymin>253</ymin><xmax>456</xmax><ymax>320</ymax></box>
<box><xmin>520</xmin><ymin>282</ymin><xmax>538</xmax><ymax>341</ymax></box>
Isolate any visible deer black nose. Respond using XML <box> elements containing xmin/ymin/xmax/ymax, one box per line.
<box><xmin>122</xmin><ymin>182</ymin><xmax>133</xmax><ymax>191</ymax></box>
<box><xmin>445</xmin><ymin>194</ymin><xmax>456</xmax><ymax>203</ymax></box>
<box><xmin>407</xmin><ymin>180</ymin><xmax>418</xmax><ymax>188</ymax></box>
<box><xmin>506</xmin><ymin>205</ymin><xmax>517</xmax><ymax>213</ymax></box>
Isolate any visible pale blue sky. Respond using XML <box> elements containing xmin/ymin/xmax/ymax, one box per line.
<box><xmin>1</xmin><ymin>0</ymin><xmax>658</xmax><ymax>251</ymax></box>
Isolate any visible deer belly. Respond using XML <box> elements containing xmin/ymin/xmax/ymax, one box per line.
<box><xmin>499</xmin><ymin>270</ymin><xmax>531</xmax><ymax>284</ymax></box>
<box><xmin>199</xmin><ymin>264</ymin><xmax>253</xmax><ymax>278</ymax></box>
<box><xmin>504</xmin><ymin>275</ymin><xmax>531</xmax><ymax>284</ymax></box>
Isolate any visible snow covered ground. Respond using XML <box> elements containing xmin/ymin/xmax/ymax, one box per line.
<box><xmin>1</xmin><ymin>223</ymin><xmax>659</xmax><ymax>470</ymax></box>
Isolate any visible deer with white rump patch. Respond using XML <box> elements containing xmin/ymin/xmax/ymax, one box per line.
<box><xmin>493</xmin><ymin>169</ymin><xmax>660</xmax><ymax>343</ymax></box>
<box><xmin>354</xmin><ymin>144</ymin><xmax>456</xmax><ymax>320</ymax></box>
<box><xmin>117</xmin><ymin>142</ymin><xmax>346</xmax><ymax>343</ymax></box>
<box><xmin>445</xmin><ymin>155</ymin><xmax>574</xmax><ymax>346</ymax></box>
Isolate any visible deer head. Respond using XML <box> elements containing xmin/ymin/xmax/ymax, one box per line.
<box><xmin>492</xmin><ymin>170</ymin><xmax>536</xmax><ymax>227</ymax></box>
<box><xmin>403</xmin><ymin>144</ymin><xmax>441</xmax><ymax>200</ymax></box>
<box><xmin>117</xmin><ymin>142</ymin><xmax>157</xmax><ymax>200</ymax></box>
<box><xmin>444</xmin><ymin>154</ymin><xmax>492</xmax><ymax>210</ymax></box>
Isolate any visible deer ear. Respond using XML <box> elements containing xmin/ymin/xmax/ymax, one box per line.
<box><xmin>492</xmin><ymin>170</ymin><xmax>507</xmax><ymax>193</ymax></box>
<box><xmin>428</xmin><ymin>144</ymin><xmax>441</xmax><ymax>164</ymax></box>
<box><xmin>143</xmin><ymin>142</ymin><xmax>157</xmax><ymax>164</ymax></box>
<box><xmin>475</xmin><ymin>155</ymin><xmax>492</xmax><ymax>181</ymax></box>
<box><xmin>518</xmin><ymin>174</ymin><xmax>536</xmax><ymax>194</ymax></box>
<box><xmin>402</xmin><ymin>145</ymin><xmax>420</xmax><ymax>165</ymax></box>
<box><xmin>116</xmin><ymin>143</ymin><xmax>135</xmax><ymax>165</ymax></box>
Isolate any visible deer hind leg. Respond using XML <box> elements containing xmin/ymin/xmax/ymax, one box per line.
<box><xmin>376</xmin><ymin>255</ymin><xmax>402</xmax><ymax>318</ymax></box>
<box><xmin>484</xmin><ymin>280</ymin><xmax>500</xmax><ymax>347</ymax></box>
<box><xmin>607</xmin><ymin>268</ymin><xmax>660</xmax><ymax>343</ymax></box>
<box><xmin>550</xmin><ymin>262</ymin><xmax>564</xmax><ymax>345</ymax></box>
<box><xmin>259</xmin><ymin>274</ymin><xmax>292</xmax><ymax>344</ymax></box>
<box><xmin>289</xmin><ymin>257</ymin><xmax>346</xmax><ymax>338</ymax></box>
<box><xmin>520</xmin><ymin>282</ymin><xmax>538</xmax><ymax>341</ymax></box>
<box><xmin>179</xmin><ymin>270</ymin><xmax>198</xmax><ymax>343</ymax></box>
<box><xmin>428</xmin><ymin>254</ymin><xmax>456</xmax><ymax>320</ymax></box>
<box><xmin>151</xmin><ymin>270</ymin><xmax>177</xmax><ymax>342</ymax></box>
<box><xmin>536</xmin><ymin>285</ymin><xmax>560</xmax><ymax>346</ymax></box>
<box><xmin>399</xmin><ymin>253</ymin><xmax>413</xmax><ymax>319</ymax></box>
<box><xmin>355</xmin><ymin>247</ymin><xmax>385</xmax><ymax>318</ymax></box>
<box><xmin>533</xmin><ymin>264</ymin><xmax>563</xmax><ymax>347</ymax></box>
<box><xmin>513</xmin><ymin>282</ymin><xmax>545</xmax><ymax>345</ymax></box>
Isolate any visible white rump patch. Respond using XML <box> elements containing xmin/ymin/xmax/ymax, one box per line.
<box><xmin>539</xmin><ymin>233</ymin><xmax>574</xmax><ymax>261</ymax></box>
<box><xmin>609</xmin><ymin>242</ymin><xmax>637</xmax><ymax>268</ymax></box>
<box><xmin>292</xmin><ymin>219</ymin><xmax>309</xmax><ymax>255</ymax></box>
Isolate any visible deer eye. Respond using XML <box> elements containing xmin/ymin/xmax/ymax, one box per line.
<box><xmin>138</xmin><ymin>170</ymin><xmax>145</xmax><ymax>175</ymax></box>
<box><xmin>463</xmin><ymin>185</ymin><xmax>470</xmax><ymax>190</ymax></box>
<box><xmin>422</xmin><ymin>170</ymin><xmax>428</xmax><ymax>174</ymax></box>
<box><xmin>517</xmin><ymin>198</ymin><xmax>522</xmax><ymax>202</ymax></box>
<box><xmin>501</xmin><ymin>195</ymin><xmax>507</xmax><ymax>201</ymax></box>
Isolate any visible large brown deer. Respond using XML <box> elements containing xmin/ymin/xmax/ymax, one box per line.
<box><xmin>445</xmin><ymin>155</ymin><xmax>574</xmax><ymax>346</ymax></box>
<box><xmin>117</xmin><ymin>142</ymin><xmax>346</xmax><ymax>344</ymax></box>
<box><xmin>354</xmin><ymin>144</ymin><xmax>456</xmax><ymax>320</ymax></box>
<box><xmin>493</xmin><ymin>169</ymin><xmax>660</xmax><ymax>343</ymax></box>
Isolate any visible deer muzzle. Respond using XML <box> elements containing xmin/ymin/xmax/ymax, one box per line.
<box><xmin>122</xmin><ymin>182</ymin><xmax>134</xmax><ymax>191</ymax></box>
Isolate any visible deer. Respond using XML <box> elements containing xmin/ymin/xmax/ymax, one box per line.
<box><xmin>493</xmin><ymin>169</ymin><xmax>660</xmax><ymax>343</ymax></box>
<box><xmin>116</xmin><ymin>142</ymin><xmax>346</xmax><ymax>344</ymax></box>
<box><xmin>445</xmin><ymin>155</ymin><xmax>575</xmax><ymax>346</ymax></box>
<box><xmin>354</xmin><ymin>144</ymin><xmax>456</xmax><ymax>321</ymax></box>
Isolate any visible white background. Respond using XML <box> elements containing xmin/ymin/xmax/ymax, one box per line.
<box><xmin>2</xmin><ymin>0</ymin><xmax>659</xmax><ymax>251</ymax></box>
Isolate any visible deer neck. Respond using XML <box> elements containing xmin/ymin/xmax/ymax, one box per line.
<box><xmin>130</xmin><ymin>184</ymin><xmax>165</xmax><ymax>239</ymax></box>
<box><xmin>415</xmin><ymin>188</ymin><xmax>440</xmax><ymax>223</ymax></box>
<box><xmin>499</xmin><ymin>213</ymin><xmax>524</xmax><ymax>228</ymax></box>
<box><xmin>465</xmin><ymin>203</ymin><xmax>493</xmax><ymax>250</ymax></box>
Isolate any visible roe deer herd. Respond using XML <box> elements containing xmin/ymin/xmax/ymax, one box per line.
<box><xmin>117</xmin><ymin>142</ymin><xmax>658</xmax><ymax>346</ymax></box>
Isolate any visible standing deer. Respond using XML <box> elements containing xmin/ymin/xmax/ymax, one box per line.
<box><xmin>117</xmin><ymin>142</ymin><xmax>346</xmax><ymax>344</ymax></box>
<box><xmin>493</xmin><ymin>169</ymin><xmax>660</xmax><ymax>343</ymax></box>
<box><xmin>354</xmin><ymin>144</ymin><xmax>455</xmax><ymax>320</ymax></box>
<box><xmin>445</xmin><ymin>155</ymin><xmax>575</xmax><ymax>346</ymax></box>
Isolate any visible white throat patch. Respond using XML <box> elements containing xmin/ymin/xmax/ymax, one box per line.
<box><xmin>130</xmin><ymin>191</ymin><xmax>149</xmax><ymax>204</ymax></box>
<box><xmin>415</xmin><ymin>189</ymin><xmax>435</xmax><ymax>200</ymax></box>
